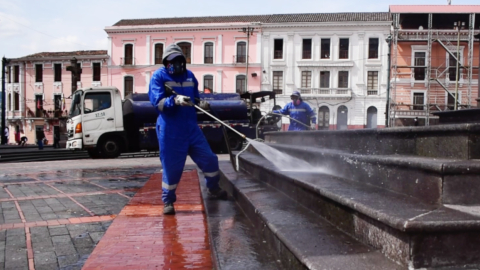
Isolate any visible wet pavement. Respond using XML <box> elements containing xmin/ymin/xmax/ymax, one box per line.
<box><xmin>0</xmin><ymin>156</ymin><xmax>230</xmax><ymax>270</ymax></box>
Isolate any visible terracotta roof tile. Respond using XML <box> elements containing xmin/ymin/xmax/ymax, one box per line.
<box><xmin>113</xmin><ymin>12</ymin><xmax>390</xmax><ymax>26</ymax></box>
<box><xmin>20</xmin><ymin>50</ymin><xmax>108</xmax><ymax>59</ymax></box>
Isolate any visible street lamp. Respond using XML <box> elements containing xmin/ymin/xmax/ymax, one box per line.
<box><xmin>453</xmin><ymin>21</ymin><xmax>465</xmax><ymax>110</ymax></box>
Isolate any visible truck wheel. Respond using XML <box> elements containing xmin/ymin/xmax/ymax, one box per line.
<box><xmin>87</xmin><ymin>148</ymin><xmax>101</xmax><ymax>159</ymax></box>
<box><xmin>98</xmin><ymin>138</ymin><xmax>121</xmax><ymax>158</ymax></box>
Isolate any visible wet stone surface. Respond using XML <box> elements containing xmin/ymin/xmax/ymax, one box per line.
<box><xmin>0</xmin><ymin>164</ymin><xmax>157</xmax><ymax>270</ymax></box>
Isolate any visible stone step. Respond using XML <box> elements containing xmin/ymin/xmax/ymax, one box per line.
<box><xmin>217</xmin><ymin>160</ymin><xmax>403</xmax><ymax>270</ymax></box>
<box><xmin>265</xmin><ymin>123</ymin><xmax>480</xmax><ymax>159</ymax></box>
<box><xmin>235</xmin><ymin>151</ymin><xmax>480</xmax><ymax>269</ymax></box>
<box><xmin>197</xmin><ymin>170</ymin><xmax>286</xmax><ymax>270</ymax></box>
<box><xmin>254</xmin><ymin>142</ymin><xmax>480</xmax><ymax>205</ymax></box>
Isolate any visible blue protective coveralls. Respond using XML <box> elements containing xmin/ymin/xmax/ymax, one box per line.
<box><xmin>273</xmin><ymin>101</ymin><xmax>316</xmax><ymax>131</ymax></box>
<box><xmin>149</xmin><ymin>67</ymin><xmax>220</xmax><ymax>204</ymax></box>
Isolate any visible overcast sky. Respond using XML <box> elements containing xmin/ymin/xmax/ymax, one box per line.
<box><xmin>0</xmin><ymin>0</ymin><xmax>479</xmax><ymax>59</ymax></box>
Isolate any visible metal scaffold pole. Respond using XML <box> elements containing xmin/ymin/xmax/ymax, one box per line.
<box><xmin>426</xmin><ymin>13</ymin><xmax>432</xmax><ymax>125</ymax></box>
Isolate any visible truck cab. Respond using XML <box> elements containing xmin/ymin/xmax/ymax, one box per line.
<box><xmin>66</xmin><ymin>87</ymin><xmax>126</xmax><ymax>158</ymax></box>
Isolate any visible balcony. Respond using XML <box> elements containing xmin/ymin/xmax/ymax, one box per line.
<box><xmin>232</xmin><ymin>55</ymin><xmax>251</xmax><ymax>65</ymax></box>
<box><xmin>298</xmin><ymin>88</ymin><xmax>352</xmax><ymax>99</ymax></box>
<box><xmin>397</xmin><ymin>29</ymin><xmax>472</xmax><ymax>41</ymax></box>
<box><xmin>120</xmin><ymin>57</ymin><xmax>136</xmax><ymax>66</ymax></box>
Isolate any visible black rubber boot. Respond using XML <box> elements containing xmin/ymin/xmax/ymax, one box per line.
<box><xmin>207</xmin><ymin>187</ymin><xmax>228</xmax><ymax>200</ymax></box>
<box><xmin>163</xmin><ymin>203</ymin><xmax>175</xmax><ymax>215</ymax></box>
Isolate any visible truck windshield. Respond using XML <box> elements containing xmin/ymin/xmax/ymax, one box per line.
<box><xmin>69</xmin><ymin>91</ymin><xmax>83</xmax><ymax>117</ymax></box>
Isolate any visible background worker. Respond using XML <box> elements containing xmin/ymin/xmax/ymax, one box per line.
<box><xmin>148</xmin><ymin>44</ymin><xmax>227</xmax><ymax>215</ymax></box>
<box><xmin>273</xmin><ymin>91</ymin><xmax>316</xmax><ymax>131</ymax></box>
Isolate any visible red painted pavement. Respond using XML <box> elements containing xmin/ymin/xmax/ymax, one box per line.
<box><xmin>82</xmin><ymin>170</ymin><xmax>213</xmax><ymax>270</ymax></box>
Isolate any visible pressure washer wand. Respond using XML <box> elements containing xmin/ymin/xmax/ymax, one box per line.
<box><xmin>170</xmin><ymin>90</ymin><xmax>247</xmax><ymax>140</ymax></box>
<box><xmin>194</xmin><ymin>104</ymin><xmax>246</xmax><ymax>139</ymax></box>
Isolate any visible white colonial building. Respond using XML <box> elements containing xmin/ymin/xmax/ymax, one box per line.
<box><xmin>258</xmin><ymin>13</ymin><xmax>391</xmax><ymax>129</ymax></box>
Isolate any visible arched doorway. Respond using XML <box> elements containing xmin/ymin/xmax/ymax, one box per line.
<box><xmin>318</xmin><ymin>106</ymin><xmax>330</xmax><ymax>130</ymax></box>
<box><xmin>366</xmin><ymin>106</ymin><xmax>378</xmax><ymax>128</ymax></box>
<box><xmin>337</xmin><ymin>106</ymin><xmax>348</xmax><ymax>130</ymax></box>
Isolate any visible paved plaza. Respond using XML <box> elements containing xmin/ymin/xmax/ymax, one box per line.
<box><xmin>0</xmin><ymin>156</ymin><xmax>229</xmax><ymax>270</ymax></box>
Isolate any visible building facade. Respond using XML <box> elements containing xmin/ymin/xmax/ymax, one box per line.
<box><xmin>4</xmin><ymin>51</ymin><xmax>109</xmax><ymax>145</ymax></box>
<box><xmin>104</xmin><ymin>17</ymin><xmax>264</xmax><ymax>98</ymax></box>
<box><xmin>106</xmin><ymin>13</ymin><xmax>391</xmax><ymax>130</ymax></box>
<box><xmin>389</xmin><ymin>5</ymin><xmax>480</xmax><ymax>126</ymax></box>
<box><xmin>259</xmin><ymin>13</ymin><xmax>391</xmax><ymax>130</ymax></box>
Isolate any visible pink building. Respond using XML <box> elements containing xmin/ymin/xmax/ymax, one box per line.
<box><xmin>105</xmin><ymin>17</ymin><xmax>263</xmax><ymax>97</ymax></box>
<box><xmin>5</xmin><ymin>51</ymin><xmax>109</xmax><ymax>145</ymax></box>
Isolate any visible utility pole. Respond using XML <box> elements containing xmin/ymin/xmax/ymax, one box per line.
<box><xmin>240</xmin><ymin>27</ymin><xmax>256</xmax><ymax>94</ymax></box>
<box><xmin>475</xmin><ymin>32</ymin><xmax>480</xmax><ymax>108</ymax></box>
<box><xmin>385</xmin><ymin>35</ymin><xmax>392</xmax><ymax>127</ymax></box>
<box><xmin>1</xmin><ymin>57</ymin><xmax>10</xmax><ymax>145</ymax></box>
<box><xmin>454</xmin><ymin>21</ymin><xmax>464</xmax><ymax>110</ymax></box>
<box><xmin>66</xmin><ymin>57</ymin><xmax>82</xmax><ymax>96</ymax></box>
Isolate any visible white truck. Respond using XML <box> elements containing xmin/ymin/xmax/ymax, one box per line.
<box><xmin>66</xmin><ymin>87</ymin><xmax>158</xmax><ymax>158</ymax></box>
<box><xmin>66</xmin><ymin>86</ymin><xmax>280</xmax><ymax>158</ymax></box>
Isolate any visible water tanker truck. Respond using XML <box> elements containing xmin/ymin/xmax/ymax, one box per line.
<box><xmin>65</xmin><ymin>87</ymin><xmax>280</xmax><ymax>158</ymax></box>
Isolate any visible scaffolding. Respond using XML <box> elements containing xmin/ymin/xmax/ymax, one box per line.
<box><xmin>389</xmin><ymin>11</ymin><xmax>479</xmax><ymax>127</ymax></box>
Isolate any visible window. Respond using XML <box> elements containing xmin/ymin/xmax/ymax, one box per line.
<box><xmin>301</xmin><ymin>71</ymin><xmax>311</xmax><ymax>88</ymax></box>
<box><xmin>35</xmin><ymin>95</ymin><xmax>43</xmax><ymax>117</ymax></box>
<box><xmin>124</xmin><ymin>44</ymin><xmax>133</xmax><ymax>65</ymax></box>
<box><xmin>93</xmin><ymin>63</ymin><xmax>101</xmax><ymax>82</ymax></box>
<box><xmin>54</xmin><ymin>64</ymin><xmax>62</xmax><ymax>82</ymax></box>
<box><xmin>236</xmin><ymin>75</ymin><xmax>246</xmax><ymax>93</ymax></box>
<box><xmin>236</xmin><ymin>42</ymin><xmax>246</xmax><ymax>63</ymax></box>
<box><xmin>448</xmin><ymin>52</ymin><xmax>461</xmax><ymax>81</ymax></box>
<box><xmin>338</xmin><ymin>71</ymin><xmax>348</xmax><ymax>88</ymax></box>
<box><xmin>14</xmin><ymin>66</ymin><xmax>19</xmax><ymax>83</ymax></box>
<box><xmin>413</xmin><ymin>92</ymin><xmax>425</xmax><ymax>110</ymax></box>
<box><xmin>76</xmin><ymin>63</ymin><xmax>82</xmax><ymax>81</ymax></box>
<box><xmin>272</xmin><ymin>71</ymin><xmax>283</xmax><ymax>94</ymax></box>
<box><xmin>204</xmin><ymin>42</ymin><xmax>213</xmax><ymax>64</ymax></box>
<box><xmin>367</xmin><ymin>71</ymin><xmax>378</xmax><ymax>95</ymax></box>
<box><xmin>368</xmin><ymin>38</ymin><xmax>379</xmax><ymax>59</ymax></box>
<box><xmin>154</xmin><ymin>44</ymin><xmax>164</xmax><ymax>65</ymax></box>
<box><xmin>54</xmin><ymin>94</ymin><xmax>62</xmax><ymax>117</ymax></box>
<box><xmin>35</xmin><ymin>64</ymin><xmax>43</xmax><ymax>83</ymax></box>
<box><xmin>84</xmin><ymin>92</ymin><xmax>111</xmax><ymax>113</ymax></box>
<box><xmin>124</xmin><ymin>76</ymin><xmax>133</xmax><ymax>97</ymax></box>
<box><xmin>320</xmin><ymin>71</ymin><xmax>330</xmax><ymax>88</ymax></box>
<box><xmin>302</xmin><ymin>39</ymin><xmax>312</xmax><ymax>59</ymax></box>
<box><xmin>339</xmin><ymin>38</ymin><xmax>349</xmax><ymax>59</ymax></box>
<box><xmin>14</xmin><ymin>92</ymin><xmax>19</xmax><ymax>111</ymax></box>
<box><xmin>321</xmin><ymin>39</ymin><xmax>330</xmax><ymax>59</ymax></box>
<box><xmin>178</xmin><ymin>42</ymin><xmax>192</xmax><ymax>64</ymax></box>
<box><xmin>204</xmin><ymin>75</ymin><xmax>213</xmax><ymax>92</ymax></box>
<box><xmin>274</xmin><ymin>39</ymin><xmax>283</xmax><ymax>59</ymax></box>
<box><xmin>414</xmin><ymin>52</ymin><xmax>426</xmax><ymax>80</ymax></box>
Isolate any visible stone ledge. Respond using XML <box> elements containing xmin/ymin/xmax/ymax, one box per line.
<box><xmin>235</xmin><ymin>153</ymin><xmax>480</xmax><ymax>268</ymax></box>
<box><xmin>261</xmin><ymin>143</ymin><xmax>480</xmax><ymax>205</ymax></box>
<box><xmin>265</xmin><ymin>123</ymin><xmax>480</xmax><ymax>159</ymax></box>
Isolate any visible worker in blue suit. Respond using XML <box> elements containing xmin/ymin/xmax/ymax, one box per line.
<box><xmin>149</xmin><ymin>44</ymin><xmax>227</xmax><ymax>215</ymax></box>
<box><xmin>273</xmin><ymin>91</ymin><xmax>317</xmax><ymax>131</ymax></box>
